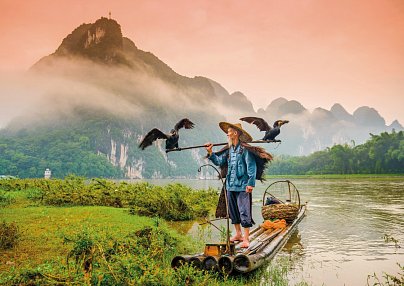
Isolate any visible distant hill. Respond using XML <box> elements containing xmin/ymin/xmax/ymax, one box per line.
<box><xmin>254</xmin><ymin>98</ymin><xmax>403</xmax><ymax>155</ymax></box>
<box><xmin>330</xmin><ymin>103</ymin><xmax>353</xmax><ymax>122</ymax></box>
<box><xmin>0</xmin><ymin>17</ymin><xmax>402</xmax><ymax>178</ymax></box>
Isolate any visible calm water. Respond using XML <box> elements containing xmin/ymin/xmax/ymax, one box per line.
<box><xmin>142</xmin><ymin>177</ymin><xmax>404</xmax><ymax>286</ymax></box>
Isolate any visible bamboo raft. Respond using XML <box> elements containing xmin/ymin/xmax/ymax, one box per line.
<box><xmin>172</xmin><ymin>180</ymin><xmax>306</xmax><ymax>274</ymax></box>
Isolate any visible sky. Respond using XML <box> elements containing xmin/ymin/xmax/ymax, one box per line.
<box><xmin>1</xmin><ymin>0</ymin><xmax>403</xmax><ymax>124</ymax></box>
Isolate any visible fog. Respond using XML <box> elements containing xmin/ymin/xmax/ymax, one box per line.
<box><xmin>0</xmin><ymin>56</ymin><xmax>216</xmax><ymax>130</ymax></box>
<box><xmin>0</xmin><ymin>53</ymin><xmax>398</xmax><ymax>155</ymax></box>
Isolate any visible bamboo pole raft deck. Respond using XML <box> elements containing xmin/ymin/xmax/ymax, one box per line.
<box><xmin>171</xmin><ymin>205</ymin><xmax>307</xmax><ymax>275</ymax></box>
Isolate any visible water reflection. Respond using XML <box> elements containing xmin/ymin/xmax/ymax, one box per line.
<box><xmin>282</xmin><ymin>230</ymin><xmax>304</xmax><ymax>255</ymax></box>
<box><xmin>166</xmin><ymin>220</ymin><xmax>196</xmax><ymax>235</ymax></box>
<box><xmin>280</xmin><ymin>229</ymin><xmax>306</xmax><ymax>268</ymax></box>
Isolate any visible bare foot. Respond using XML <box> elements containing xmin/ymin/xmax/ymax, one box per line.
<box><xmin>240</xmin><ymin>240</ymin><xmax>250</xmax><ymax>248</ymax></box>
<box><xmin>230</xmin><ymin>235</ymin><xmax>243</xmax><ymax>242</ymax></box>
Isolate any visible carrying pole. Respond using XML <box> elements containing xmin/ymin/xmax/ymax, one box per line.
<box><xmin>166</xmin><ymin>139</ymin><xmax>281</xmax><ymax>153</ymax></box>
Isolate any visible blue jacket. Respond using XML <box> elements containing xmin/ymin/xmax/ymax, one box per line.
<box><xmin>208</xmin><ymin>143</ymin><xmax>257</xmax><ymax>192</ymax></box>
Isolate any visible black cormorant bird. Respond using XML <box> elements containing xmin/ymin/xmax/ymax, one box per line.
<box><xmin>240</xmin><ymin>117</ymin><xmax>289</xmax><ymax>141</ymax></box>
<box><xmin>139</xmin><ymin>118</ymin><xmax>195</xmax><ymax>150</ymax></box>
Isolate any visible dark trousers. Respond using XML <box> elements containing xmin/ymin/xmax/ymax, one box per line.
<box><xmin>227</xmin><ymin>190</ymin><xmax>253</xmax><ymax>228</ymax></box>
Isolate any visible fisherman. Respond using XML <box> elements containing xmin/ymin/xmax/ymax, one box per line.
<box><xmin>205</xmin><ymin>122</ymin><xmax>272</xmax><ymax>248</ymax></box>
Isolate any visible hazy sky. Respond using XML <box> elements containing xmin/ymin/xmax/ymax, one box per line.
<box><xmin>1</xmin><ymin>0</ymin><xmax>403</xmax><ymax>124</ymax></box>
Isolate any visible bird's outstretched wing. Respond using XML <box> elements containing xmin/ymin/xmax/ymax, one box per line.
<box><xmin>174</xmin><ymin>118</ymin><xmax>195</xmax><ymax>131</ymax></box>
<box><xmin>139</xmin><ymin>128</ymin><xmax>168</xmax><ymax>150</ymax></box>
<box><xmin>240</xmin><ymin>117</ymin><xmax>271</xmax><ymax>131</ymax></box>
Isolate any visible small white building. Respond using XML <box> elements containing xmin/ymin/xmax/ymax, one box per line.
<box><xmin>44</xmin><ymin>168</ymin><xmax>51</xmax><ymax>179</ymax></box>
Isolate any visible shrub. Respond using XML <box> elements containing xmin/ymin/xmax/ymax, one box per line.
<box><xmin>0</xmin><ymin>191</ymin><xmax>15</xmax><ymax>207</ymax></box>
<box><xmin>1</xmin><ymin>178</ymin><xmax>218</xmax><ymax>221</ymax></box>
<box><xmin>0</xmin><ymin>221</ymin><xmax>20</xmax><ymax>249</ymax></box>
<box><xmin>129</xmin><ymin>183</ymin><xmax>217</xmax><ymax>221</ymax></box>
<box><xmin>60</xmin><ymin>226</ymin><xmax>185</xmax><ymax>285</ymax></box>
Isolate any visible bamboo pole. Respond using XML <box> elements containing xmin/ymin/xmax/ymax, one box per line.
<box><xmin>218</xmin><ymin>255</ymin><xmax>235</xmax><ymax>275</ymax></box>
<box><xmin>171</xmin><ymin>253</ymin><xmax>204</xmax><ymax>269</ymax></box>
<box><xmin>233</xmin><ymin>206</ymin><xmax>306</xmax><ymax>273</ymax></box>
<box><xmin>165</xmin><ymin>139</ymin><xmax>281</xmax><ymax>153</ymax></box>
<box><xmin>202</xmin><ymin>255</ymin><xmax>220</xmax><ymax>271</ymax></box>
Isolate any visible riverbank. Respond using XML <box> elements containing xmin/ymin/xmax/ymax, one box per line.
<box><xmin>0</xmin><ymin>179</ymin><xmax>305</xmax><ymax>285</ymax></box>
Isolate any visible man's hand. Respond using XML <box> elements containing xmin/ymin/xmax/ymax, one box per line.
<box><xmin>205</xmin><ymin>142</ymin><xmax>213</xmax><ymax>155</ymax></box>
<box><xmin>246</xmin><ymin>186</ymin><xmax>253</xmax><ymax>193</ymax></box>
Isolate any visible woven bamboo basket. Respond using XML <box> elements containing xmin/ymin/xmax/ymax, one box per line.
<box><xmin>261</xmin><ymin>204</ymin><xmax>299</xmax><ymax>222</ymax></box>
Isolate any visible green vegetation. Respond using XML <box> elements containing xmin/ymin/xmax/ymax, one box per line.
<box><xmin>0</xmin><ymin>191</ymin><xmax>16</xmax><ymax>207</ymax></box>
<box><xmin>0</xmin><ymin>111</ymin><xmax>220</xmax><ymax>179</ymax></box>
<box><xmin>1</xmin><ymin>121</ymin><xmax>402</xmax><ymax>180</ymax></box>
<box><xmin>128</xmin><ymin>183</ymin><xmax>217</xmax><ymax>221</ymax></box>
<box><xmin>0</xmin><ymin>221</ymin><xmax>20</xmax><ymax>250</ymax></box>
<box><xmin>0</xmin><ymin>177</ymin><xmax>217</xmax><ymax>221</ymax></box>
<box><xmin>0</xmin><ymin>120</ymin><xmax>124</xmax><ymax>178</ymax></box>
<box><xmin>269</xmin><ymin>131</ymin><xmax>404</xmax><ymax>175</ymax></box>
<box><xmin>0</xmin><ymin>178</ymin><xmax>305</xmax><ymax>285</ymax></box>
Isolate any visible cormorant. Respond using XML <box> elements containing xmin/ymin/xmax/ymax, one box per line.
<box><xmin>139</xmin><ymin>118</ymin><xmax>195</xmax><ymax>150</ymax></box>
<box><xmin>240</xmin><ymin>117</ymin><xmax>289</xmax><ymax>141</ymax></box>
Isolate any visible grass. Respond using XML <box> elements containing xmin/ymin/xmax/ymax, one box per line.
<box><xmin>0</xmin><ymin>188</ymin><xmax>174</xmax><ymax>274</ymax></box>
<box><xmin>0</xmin><ymin>221</ymin><xmax>19</xmax><ymax>250</ymax></box>
<box><xmin>0</xmin><ymin>177</ymin><xmax>218</xmax><ymax>221</ymax></box>
<box><xmin>1</xmin><ymin>182</ymin><xmax>304</xmax><ymax>285</ymax></box>
<box><xmin>0</xmin><ymin>205</ymin><xmax>155</xmax><ymax>274</ymax></box>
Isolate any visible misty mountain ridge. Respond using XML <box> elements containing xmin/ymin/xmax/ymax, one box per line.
<box><xmin>1</xmin><ymin>17</ymin><xmax>402</xmax><ymax>178</ymax></box>
<box><xmin>30</xmin><ymin>18</ymin><xmax>252</xmax><ymax>121</ymax></box>
<box><xmin>330</xmin><ymin>103</ymin><xmax>353</xmax><ymax>122</ymax></box>
<box><xmin>255</xmin><ymin>97</ymin><xmax>402</xmax><ymax>154</ymax></box>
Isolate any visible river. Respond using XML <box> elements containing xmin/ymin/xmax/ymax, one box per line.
<box><xmin>140</xmin><ymin>177</ymin><xmax>404</xmax><ymax>286</ymax></box>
